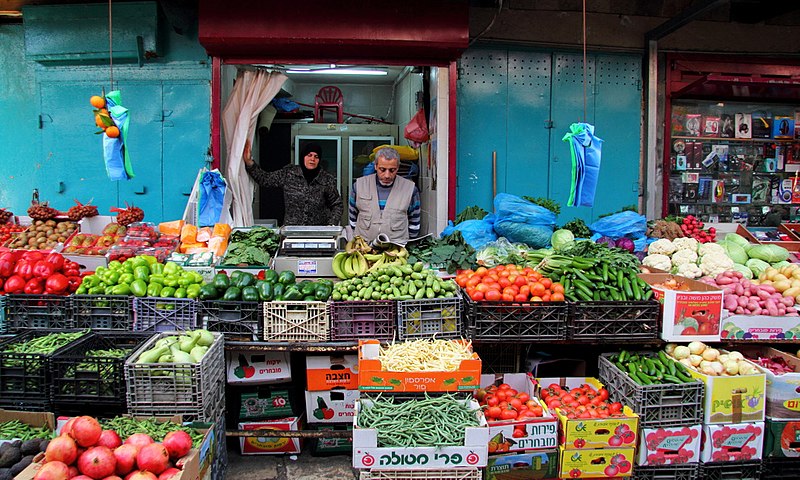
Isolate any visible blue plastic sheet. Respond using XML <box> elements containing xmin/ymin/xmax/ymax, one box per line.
<box><xmin>198</xmin><ymin>170</ymin><xmax>228</xmax><ymax>227</ymax></box>
<box><xmin>441</xmin><ymin>217</ymin><xmax>497</xmax><ymax>250</ymax></box>
<box><xmin>491</xmin><ymin>193</ymin><xmax>555</xmax><ymax>248</ymax></box>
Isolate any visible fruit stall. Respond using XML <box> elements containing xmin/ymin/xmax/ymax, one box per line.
<box><xmin>4</xmin><ymin>193</ymin><xmax>800</xmax><ymax>479</ymax></box>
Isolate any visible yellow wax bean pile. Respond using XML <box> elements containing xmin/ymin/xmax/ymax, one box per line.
<box><xmin>378</xmin><ymin>338</ymin><xmax>473</xmax><ymax>372</ymax></box>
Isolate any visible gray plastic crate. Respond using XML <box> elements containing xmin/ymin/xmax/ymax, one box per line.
<box><xmin>700</xmin><ymin>461</ymin><xmax>761</xmax><ymax>480</ymax></box>
<box><xmin>200</xmin><ymin>300</ymin><xmax>261</xmax><ymax>341</ymax></box>
<box><xmin>396</xmin><ymin>295</ymin><xmax>462</xmax><ymax>340</ymax></box>
<box><xmin>598</xmin><ymin>353</ymin><xmax>704</xmax><ymax>428</ymax></box>
<box><xmin>632</xmin><ymin>464</ymin><xmax>699</xmax><ymax>480</ymax></box>
<box><xmin>133</xmin><ymin>297</ymin><xmax>198</xmax><ymax>332</ymax></box>
<box><xmin>125</xmin><ymin>330</ymin><xmax>225</xmax><ymax>421</ymax></box>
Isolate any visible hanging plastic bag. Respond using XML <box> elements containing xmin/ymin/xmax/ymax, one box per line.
<box><xmin>102</xmin><ymin>91</ymin><xmax>135</xmax><ymax>181</ymax></box>
<box><xmin>198</xmin><ymin>170</ymin><xmax>228</xmax><ymax>227</ymax></box>
<box><xmin>563</xmin><ymin>123</ymin><xmax>603</xmax><ymax>207</ymax></box>
<box><xmin>404</xmin><ymin>108</ymin><xmax>429</xmax><ymax>147</ymax></box>
<box><xmin>589</xmin><ymin>211</ymin><xmax>647</xmax><ymax>239</ymax></box>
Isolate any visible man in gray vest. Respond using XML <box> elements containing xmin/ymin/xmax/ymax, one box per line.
<box><xmin>348</xmin><ymin>147</ymin><xmax>421</xmax><ymax>244</ymax></box>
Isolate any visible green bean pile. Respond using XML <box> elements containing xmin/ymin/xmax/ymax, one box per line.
<box><xmin>1</xmin><ymin>331</ymin><xmax>88</xmax><ymax>371</ymax></box>
<box><xmin>70</xmin><ymin>348</ymin><xmax>131</xmax><ymax>374</ymax></box>
<box><xmin>100</xmin><ymin>417</ymin><xmax>206</xmax><ymax>448</ymax></box>
<box><xmin>357</xmin><ymin>394</ymin><xmax>479</xmax><ymax>447</ymax></box>
<box><xmin>0</xmin><ymin>420</ymin><xmax>52</xmax><ymax>440</ymax></box>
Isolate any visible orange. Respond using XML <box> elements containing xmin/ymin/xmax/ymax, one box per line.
<box><xmin>105</xmin><ymin>126</ymin><xmax>120</xmax><ymax>138</ymax></box>
<box><xmin>95</xmin><ymin>114</ymin><xmax>106</xmax><ymax>129</ymax></box>
<box><xmin>90</xmin><ymin>95</ymin><xmax>106</xmax><ymax>108</ymax></box>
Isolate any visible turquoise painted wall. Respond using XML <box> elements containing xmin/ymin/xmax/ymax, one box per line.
<box><xmin>0</xmin><ymin>6</ymin><xmax>211</xmax><ymax>223</ymax></box>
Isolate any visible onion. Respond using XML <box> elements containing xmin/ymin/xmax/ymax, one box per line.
<box><xmin>702</xmin><ymin>348</ymin><xmax>720</xmax><ymax>362</ymax></box>
<box><xmin>689</xmin><ymin>354</ymin><xmax>703</xmax><ymax>367</ymax></box>
<box><xmin>728</xmin><ymin>351</ymin><xmax>744</xmax><ymax>362</ymax></box>
<box><xmin>738</xmin><ymin>362</ymin><xmax>757</xmax><ymax>376</ymax></box>
<box><xmin>718</xmin><ymin>354</ymin><xmax>729</xmax><ymax>364</ymax></box>
<box><xmin>724</xmin><ymin>360</ymin><xmax>739</xmax><ymax>375</ymax></box>
<box><xmin>673</xmin><ymin>346</ymin><xmax>690</xmax><ymax>360</ymax></box>
<box><xmin>688</xmin><ymin>341</ymin><xmax>706</xmax><ymax>356</ymax></box>
<box><xmin>665</xmin><ymin>343</ymin><xmax>676</xmax><ymax>355</ymax></box>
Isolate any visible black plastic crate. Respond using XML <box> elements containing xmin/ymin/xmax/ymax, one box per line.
<box><xmin>5</xmin><ymin>294</ymin><xmax>73</xmax><ymax>331</ymax></box>
<box><xmin>632</xmin><ymin>463</ymin><xmax>699</xmax><ymax>480</ymax></box>
<box><xmin>133</xmin><ymin>297</ymin><xmax>198</xmax><ymax>332</ymax></box>
<box><xmin>50</xmin><ymin>331</ymin><xmax>150</xmax><ymax>413</ymax></box>
<box><xmin>329</xmin><ymin>300</ymin><xmax>396</xmax><ymax>342</ymax></box>
<box><xmin>309</xmin><ymin>423</ymin><xmax>353</xmax><ymax>456</ymax></box>
<box><xmin>200</xmin><ymin>300</ymin><xmax>261</xmax><ymax>341</ymax></box>
<box><xmin>598</xmin><ymin>353</ymin><xmax>704</xmax><ymax>428</ymax></box>
<box><xmin>473</xmin><ymin>342</ymin><xmax>522</xmax><ymax>374</ymax></box>
<box><xmin>0</xmin><ymin>329</ymin><xmax>88</xmax><ymax>408</ymax></box>
<box><xmin>569</xmin><ymin>300</ymin><xmax>661</xmax><ymax>340</ymax></box>
<box><xmin>0</xmin><ymin>295</ymin><xmax>6</xmax><ymax>334</ymax></box>
<box><xmin>72</xmin><ymin>295</ymin><xmax>133</xmax><ymax>330</ymax></box>
<box><xmin>464</xmin><ymin>292</ymin><xmax>568</xmax><ymax>341</ymax></box>
<box><xmin>762</xmin><ymin>457</ymin><xmax>800</xmax><ymax>479</ymax></box>
<box><xmin>700</xmin><ymin>461</ymin><xmax>761</xmax><ymax>480</ymax></box>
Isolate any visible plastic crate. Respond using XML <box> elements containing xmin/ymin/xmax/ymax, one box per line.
<box><xmin>396</xmin><ymin>295</ymin><xmax>462</xmax><ymax>340</ymax></box>
<box><xmin>762</xmin><ymin>458</ymin><xmax>800</xmax><ymax>479</ymax></box>
<box><xmin>473</xmin><ymin>342</ymin><xmax>522</xmax><ymax>374</ymax></box>
<box><xmin>125</xmin><ymin>331</ymin><xmax>226</xmax><ymax>421</ymax></box>
<box><xmin>72</xmin><ymin>295</ymin><xmax>133</xmax><ymax>330</ymax></box>
<box><xmin>0</xmin><ymin>296</ymin><xmax>6</xmax><ymax>334</ymax></box>
<box><xmin>262</xmin><ymin>301</ymin><xmax>329</xmax><ymax>342</ymax></box>
<box><xmin>329</xmin><ymin>300</ymin><xmax>395</xmax><ymax>342</ymax></box>
<box><xmin>132</xmin><ymin>297</ymin><xmax>198</xmax><ymax>332</ymax></box>
<box><xmin>700</xmin><ymin>461</ymin><xmax>761</xmax><ymax>480</ymax></box>
<box><xmin>0</xmin><ymin>329</ymin><xmax>88</xmax><ymax>408</ymax></box>
<box><xmin>598</xmin><ymin>353</ymin><xmax>704</xmax><ymax>428</ymax></box>
<box><xmin>569</xmin><ymin>300</ymin><xmax>661</xmax><ymax>340</ymax></box>
<box><xmin>632</xmin><ymin>463</ymin><xmax>700</xmax><ymax>480</ymax></box>
<box><xmin>464</xmin><ymin>292</ymin><xmax>568</xmax><ymax>341</ymax></box>
<box><xmin>211</xmin><ymin>415</ymin><xmax>227</xmax><ymax>480</ymax></box>
<box><xmin>359</xmin><ymin>470</ymin><xmax>482</xmax><ymax>480</ymax></box>
<box><xmin>200</xmin><ymin>300</ymin><xmax>261</xmax><ymax>341</ymax></box>
<box><xmin>4</xmin><ymin>294</ymin><xmax>73</xmax><ymax>331</ymax></box>
<box><xmin>50</xmin><ymin>331</ymin><xmax>150</xmax><ymax>413</ymax></box>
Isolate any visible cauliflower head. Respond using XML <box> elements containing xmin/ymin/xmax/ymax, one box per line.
<box><xmin>648</xmin><ymin>238</ymin><xmax>677</xmax><ymax>256</ymax></box>
<box><xmin>671</xmin><ymin>249</ymin><xmax>699</xmax><ymax>267</ymax></box>
<box><xmin>699</xmin><ymin>253</ymin><xmax>734</xmax><ymax>277</ymax></box>
<box><xmin>672</xmin><ymin>237</ymin><xmax>699</xmax><ymax>252</ymax></box>
<box><xmin>642</xmin><ymin>254</ymin><xmax>672</xmax><ymax>271</ymax></box>
<box><xmin>698</xmin><ymin>242</ymin><xmax>726</xmax><ymax>257</ymax></box>
<box><xmin>677</xmin><ymin>263</ymin><xmax>703</xmax><ymax>279</ymax></box>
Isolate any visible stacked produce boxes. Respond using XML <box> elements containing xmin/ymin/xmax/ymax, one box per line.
<box><xmin>305</xmin><ymin>354</ymin><xmax>359</xmax><ymax>455</ymax></box>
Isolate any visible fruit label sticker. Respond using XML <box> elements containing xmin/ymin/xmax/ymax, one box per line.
<box><xmin>784</xmin><ymin>399</ymin><xmax>800</xmax><ymax>413</ymax></box>
<box><xmin>297</xmin><ymin>260</ymin><xmax>317</xmax><ymax>275</ymax></box>
<box><xmin>656</xmin><ymin>435</ymin><xmax>689</xmax><ymax>451</ymax></box>
<box><xmin>722</xmin><ymin>432</ymin><xmax>754</xmax><ymax>448</ymax></box>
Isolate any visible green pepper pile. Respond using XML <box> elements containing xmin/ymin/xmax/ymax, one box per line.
<box><xmin>198</xmin><ymin>270</ymin><xmax>332</xmax><ymax>302</ymax></box>
<box><xmin>76</xmin><ymin>255</ymin><xmax>206</xmax><ymax>299</ymax></box>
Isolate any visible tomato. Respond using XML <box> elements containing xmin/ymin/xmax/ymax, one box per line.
<box><xmin>500</xmin><ymin>408</ymin><xmax>518</xmax><ymax>420</ymax></box>
<box><xmin>514</xmin><ymin>293</ymin><xmax>528</xmax><ymax>302</ymax></box>
<box><xmin>552</xmin><ymin>283</ymin><xmax>565</xmax><ymax>293</ymax></box>
<box><xmin>531</xmin><ymin>282</ymin><xmax>546</xmax><ymax>297</ymax></box>
<box><xmin>531</xmin><ymin>406</ymin><xmax>543</xmax><ymax>417</ymax></box>
<box><xmin>486</xmin><ymin>396</ymin><xmax>499</xmax><ymax>407</ymax></box>
<box><xmin>541</xmin><ymin>293</ymin><xmax>551</xmax><ymax>302</ymax></box>
<box><xmin>551</xmin><ymin>292</ymin><xmax>565</xmax><ymax>302</ymax></box>
<box><xmin>546</xmin><ymin>399</ymin><xmax>561</xmax><ymax>409</ymax></box>
<box><xmin>609</xmin><ymin>402</ymin><xmax>623</xmax><ymax>414</ymax></box>
<box><xmin>518</xmin><ymin>410</ymin><xmax>539</xmax><ymax>419</ymax></box>
<box><xmin>578</xmin><ymin>396</ymin><xmax>590</xmax><ymax>405</ymax></box>
<box><xmin>514</xmin><ymin>275</ymin><xmax>528</xmax><ymax>287</ymax></box>
<box><xmin>540</xmin><ymin>277</ymin><xmax>552</xmax><ymax>289</ymax></box>
<box><xmin>487</xmin><ymin>406</ymin><xmax>502</xmax><ymax>419</ymax></box>
<box><xmin>495</xmin><ymin>390</ymin><xmax>508</xmax><ymax>401</ymax></box>
<box><xmin>517</xmin><ymin>393</ymin><xmax>530</xmax><ymax>403</ymax></box>
<box><xmin>475</xmin><ymin>283</ymin><xmax>490</xmax><ymax>293</ymax></box>
<box><xmin>596</xmin><ymin>388</ymin><xmax>609</xmax><ymax>401</ymax></box>
<box><xmin>455</xmin><ymin>274</ymin><xmax>468</xmax><ymax>287</ymax></box>
<box><xmin>561</xmin><ymin>395</ymin><xmax>576</xmax><ymax>404</ymax></box>
<box><xmin>503</xmin><ymin>286</ymin><xmax>518</xmax><ymax>297</ymax></box>
<box><xmin>485</xmin><ymin>290</ymin><xmax>502</xmax><ymax>302</ymax></box>
<box><xmin>512</xmin><ymin>429</ymin><xmax>526</xmax><ymax>438</ymax></box>
<box><xmin>509</xmin><ymin>398</ymin><xmax>523</xmax><ymax>410</ymax></box>
<box><xmin>502</xmin><ymin>293</ymin><xmax>515</xmax><ymax>302</ymax></box>
<box><xmin>498</xmin><ymin>277</ymin><xmax>512</xmax><ymax>288</ymax></box>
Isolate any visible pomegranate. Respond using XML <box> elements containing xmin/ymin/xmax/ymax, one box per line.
<box><xmin>34</xmin><ymin>461</ymin><xmax>71</xmax><ymax>480</ymax></box>
<box><xmin>97</xmin><ymin>430</ymin><xmax>122</xmax><ymax>449</ymax></box>
<box><xmin>61</xmin><ymin>418</ymin><xmax>77</xmax><ymax>437</ymax></box>
<box><xmin>102</xmin><ymin>477</ymin><xmax>123</xmax><ymax>480</ymax></box>
<box><xmin>70</xmin><ymin>416</ymin><xmax>103</xmax><ymax>447</ymax></box>
<box><xmin>124</xmin><ymin>434</ymin><xmax>154</xmax><ymax>450</ymax></box>
<box><xmin>46</xmin><ymin>435</ymin><xmax>79</xmax><ymax>465</ymax></box>
<box><xmin>127</xmin><ymin>472</ymin><xmax>157</xmax><ymax>480</ymax></box>
<box><xmin>113</xmin><ymin>445</ymin><xmax>139</xmax><ymax>476</ymax></box>
<box><xmin>69</xmin><ymin>467</ymin><xmax>80</xmax><ymax>478</ymax></box>
<box><xmin>73</xmin><ymin>477</ymin><xmax>94</xmax><ymax>480</ymax></box>
<box><xmin>157</xmin><ymin>468</ymin><xmax>180</xmax><ymax>480</ymax></box>
<box><xmin>77</xmin><ymin>446</ymin><xmax>117</xmax><ymax>479</ymax></box>
<box><xmin>136</xmin><ymin>444</ymin><xmax>170</xmax><ymax>475</ymax></box>
<box><xmin>161</xmin><ymin>431</ymin><xmax>192</xmax><ymax>460</ymax></box>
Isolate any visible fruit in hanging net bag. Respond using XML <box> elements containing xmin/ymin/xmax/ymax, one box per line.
<box><xmin>110</xmin><ymin>203</ymin><xmax>145</xmax><ymax>226</ymax></box>
<box><xmin>66</xmin><ymin>200</ymin><xmax>99</xmax><ymax>221</ymax></box>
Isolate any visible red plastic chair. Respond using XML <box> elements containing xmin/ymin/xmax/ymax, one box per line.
<box><xmin>314</xmin><ymin>86</ymin><xmax>344</xmax><ymax>123</ymax></box>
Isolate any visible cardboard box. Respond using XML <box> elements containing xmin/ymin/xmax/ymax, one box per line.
<box><xmin>536</xmin><ymin>377</ymin><xmax>639</xmax><ymax>450</ymax></box>
<box><xmin>226</xmin><ymin>350</ymin><xmax>291</xmax><ymax>384</ymax></box>
<box><xmin>484</xmin><ymin>449</ymin><xmax>559</xmax><ymax>480</ymax></box>
<box><xmin>305</xmin><ymin>389</ymin><xmax>359</xmax><ymax>424</ymax></box>
<box><xmin>309</xmin><ymin>423</ymin><xmax>353</xmax><ymax>456</ymax></box>
<box><xmin>358</xmin><ymin>340</ymin><xmax>481</xmax><ymax>392</ymax></box>
<box><xmin>238</xmin><ymin>416</ymin><xmax>303</xmax><ymax>454</ymax></box>
<box><xmin>640</xmin><ymin>273</ymin><xmax>724</xmax><ymax>342</ymax></box>
<box><xmin>637</xmin><ymin>424</ymin><xmax>701</xmax><ymax>466</ymax></box>
<box><xmin>238</xmin><ymin>387</ymin><xmax>295</xmax><ymax>420</ymax></box>
<box><xmin>0</xmin><ymin>409</ymin><xmax>55</xmax><ymax>445</ymax></box>
<box><xmin>352</xmin><ymin>398</ymin><xmax>489</xmax><ymax>469</ymax></box>
<box><xmin>557</xmin><ymin>446</ymin><xmax>635</xmax><ymax>478</ymax></box>
<box><xmin>764</xmin><ymin>417</ymin><xmax>800</xmax><ymax>458</ymax></box>
<box><xmin>481</xmin><ymin>373</ymin><xmax>558</xmax><ymax>453</ymax></box>
<box><xmin>738</xmin><ymin>346</ymin><xmax>800</xmax><ymax>419</ymax></box>
<box><xmin>722</xmin><ymin>315</ymin><xmax>800</xmax><ymax>340</ymax></box>
<box><xmin>700</xmin><ymin>421</ymin><xmax>764</xmax><ymax>463</ymax></box>
<box><xmin>683</xmin><ymin>356</ymin><xmax>766</xmax><ymax>424</ymax></box>
<box><xmin>306</xmin><ymin>354</ymin><xmax>359</xmax><ymax>391</ymax></box>
<box><xmin>183</xmin><ymin>265</ymin><xmax>216</xmax><ymax>283</ymax></box>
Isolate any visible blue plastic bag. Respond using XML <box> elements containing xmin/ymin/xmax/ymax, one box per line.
<box><xmin>492</xmin><ymin>193</ymin><xmax>555</xmax><ymax>248</ymax></box>
<box><xmin>589</xmin><ymin>211</ymin><xmax>647</xmax><ymax>239</ymax></box>
<box><xmin>441</xmin><ymin>218</ymin><xmax>497</xmax><ymax>250</ymax></box>
<box><xmin>494</xmin><ymin>220</ymin><xmax>553</xmax><ymax>248</ymax></box>
<box><xmin>198</xmin><ymin>170</ymin><xmax>227</xmax><ymax>227</ymax></box>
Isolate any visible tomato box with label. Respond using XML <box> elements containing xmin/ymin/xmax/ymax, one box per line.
<box><xmin>484</xmin><ymin>449</ymin><xmax>559</xmax><ymax>480</ymax></box>
<box><xmin>557</xmin><ymin>446</ymin><xmax>635</xmax><ymax>478</ymax></box>
<box><xmin>738</xmin><ymin>346</ymin><xmax>800</xmax><ymax>419</ymax></box>
<box><xmin>683</xmin><ymin>353</ymin><xmax>766</xmax><ymax>424</ymax></box>
<box><xmin>764</xmin><ymin>417</ymin><xmax>800</xmax><ymax>458</ymax></box>
<box><xmin>238</xmin><ymin>416</ymin><xmax>303</xmax><ymax>455</ymax></box>
<box><xmin>637</xmin><ymin>424</ymin><xmax>701</xmax><ymax>466</ymax></box>
<box><xmin>305</xmin><ymin>389</ymin><xmax>358</xmax><ymax>424</ymax></box>
<box><xmin>640</xmin><ymin>273</ymin><xmax>724</xmax><ymax>342</ymax></box>
<box><xmin>701</xmin><ymin>421</ymin><xmax>765</xmax><ymax>463</ymax></box>
<box><xmin>226</xmin><ymin>350</ymin><xmax>291</xmax><ymax>384</ymax></box>
<box><xmin>480</xmin><ymin>373</ymin><xmax>558</xmax><ymax>453</ymax></box>
<box><xmin>306</xmin><ymin>354</ymin><xmax>359</xmax><ymax>391</ymax></box>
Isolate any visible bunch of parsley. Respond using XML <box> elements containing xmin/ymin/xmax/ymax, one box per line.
<box><xmin>407</xmin><ymin>231</ymin><xmax>476</xmax><ymax>274</ymax></box>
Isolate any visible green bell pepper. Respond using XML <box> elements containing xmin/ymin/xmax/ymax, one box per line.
<box><xmin>229</xmin><ymin>270</ymin><xmax>244</xmax><ymax>285</ymax></box>
<box><xmin>148</xmin><ymin>274</ymin><xmax>165</xmax><ymax>285</ymax></box>
<box><xmin>198</xmin><ymin>284</ymin><xmax>218</xmax><ymax>300</ymax></box>
<box><xmin>256</xmin><ymin>281</ymin><xmax>274</xmax><ymax>301</ymax></box>
<box><xmin>174</xmin><ymin>287</ymin><xmax>187</xmax><ymax>299</ymax></box>
<box><xmin>299</xmin><ymin>281</ymin><xmax>316</xmax><ymax>296</ymax></box>
<box><xmin>147</xmin><ymin>282</ymin><xmax>163</xmax><ymax>297</ymax></box>
<box><xmin>235</xmin><ymin>272</ymin><xmax>256</xmax><ymax>289</ymax></box>
<box><xmin>75</xmin><ymin>286</ymin><xmax>88</xmax><ymax>295</ymax></box>
<box><xmin>272</xmin><ymin>283</ymin><xmax>285</xmax><ymax>299</ymax></box>
<box><xmin>303</xmin><ymin>295</ymin><xmax>317</xmax><ymax>301</ymax></box>
<box><xmin>186</xmin><ymin>284</ymin><xmax>202</xmax><ymax>299</ymax></box>
<box><xmin>160</xmin><ymin>286</ymin><xmax>176</xmax><ymax>298</ymax></box>
<box><xmin>241</xmin><ymin>286</ymin><xmax>260</xmax><ymax>302</ymax></box>
<box><xmin>150</xmin><ymin>263</ymin><xmax>165</xmax><ymax>275</ymax></box>
<box><xmin>111</xmin><ymin>284</ymin><xmax>131</xmax><ymax>295</ymax></box>
<box><xmin>314</xmin><ymin>284</ymin><xmax>332</xmax><ymax>301</ymax></box>
<box><xmin>129</xmin><ymin>256</ymin><xmax>148</xmax><ymax>270</ymax></box>
<box><xmin>178</xmin><ymin>272</ymin><xmax>194</xmax><ymax>287</ymax></box>
<box><xmin>105</xmin><ymin>271</ymin><xmax>121</xmax><ymax>285</ymax></box>
<box><xmin>134</xmin><ymin>265</ymin><xmax>150</xmax><ymax>283</ymax></box>
<box><xmin>88</xmin><ymin>286</ymin><xmax>105</xmax><ymax>295</ymax></box>
<box><xmin>108</xmin><ymin>260</ymin><xmax>123</xmax><ymax>271</ymax></box>
<box><xmin>283</xmin><ymin>286</ymin><xmax>303</xmax><ymax>301</ymax></box>
<box><xmin>130</xmin><ymin>279</ymin><xmax>147</xmax><ymax>297</ymax></box>
<box><xmin>278</xmin><ymin>270</ymin><xmax>296</xmax><ymax>286</ymax></box>
<box><xmin>263</xmin><ymin>269</ymin><xmax>279</xmax><ymax>283</ymax></box>
<box><xmin>140</xmin><ymin>255</ymin><xmax>158</xmax><ymax>265</ymax></box>
<box><xmin>118</xmin><ymin>273</ymin><xmax>135</xmax><ymax>285</ymax></box>
<box><xmin>163</xmin><ymin>275</ymin><xmax>179</xmax><ymax>288</ymax></box>
<box><xmin>223</xmin><ymin>286</ymin><xmax>242</xmax><ymax>301</ymax></box>
<box><xmin>163</xmin><ymin>261</ymin><xmax>180</xmax><ymax>275</ymax></box>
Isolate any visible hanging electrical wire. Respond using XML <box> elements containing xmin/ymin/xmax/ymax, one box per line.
<box><xmin>469</xmin><ymin>0</ymin><xmax>503</xmax><ymax>47</ymax></box>
<box><xmin>108</xmin><ymin>0</ymin><xmax>114</xmax><ymax>90</ymax></box>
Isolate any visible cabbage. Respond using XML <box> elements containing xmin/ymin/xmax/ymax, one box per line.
<box><xmin>745</xmin><ymin>258</ymin><xmax>770</xmax><ymax>277</ymax></box>
<box><xmin>748</xmin><ymin>244</ymin><xmax>790</xmax><ymax>263</ymax></box>
<box><xmin>721</xmin><ymin>242</ymin><xmax>748</xmax><ymax>265</ymax></box>
<box><xmin>616</xmin><ymin>238</ymin><xmax>635</xmax><ymax>253</ymax></box>
<box><xmin>551</xmin><ymin>229</ymin><xmax>575</xmax><ymax>251</ymax></box>
<box><xmin>723</xmin><ymin>232</ymin><xmax>752</xmax><ymax>251</ymax></box>
<box><xmin>733</xmin><ymin>263</ymin><xmax>754</xmax><ymax>279</ymax></box>
<box><xmin>596</xmin><ymin>236</ymin><xmax>616</xmax><ymax>248</ymax></box>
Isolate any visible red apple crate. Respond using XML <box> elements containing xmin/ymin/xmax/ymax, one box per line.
<box><xmin>72</xmin><ymin>294</ymin><xmax>133</xmax><ymax>330</ymax></box>
<box><xmin>329</xmin><ymin>300</ymin><xmax>395</xmax><ymax>342</ymax></box>
<box><xmin>199</xmin><ymin>300</ymin><xmax>262</xmax><ymax>341</ymax></box>
<box><xmin>700</xmin><ymin>460</ymin><xmax>761</xmax><ymax>480</ymax></box>
<box><xmin>631</xmin><ymin>463</ymin><xmax>699</xmax><ymax>480</ymax></box>
<box><xmin>262</xmin><ymin>301</ymin><xmax>329</xmax><ymax>342</ymax></box>
<box><xmin>598</xmin><ymin>353</ymin><xmax>704</xmax><ymax>428</ymax></box>
<box><xmin>569</xmin><ymin>300</ymin><xmax>661</xmax><ymax>340</ymax></box>
<box><xmin>463</xmin><ymin>289</ymin><xmax>568</xmax><ymax>341</ymax></box>
<box><xmin>132</xmin><ymin>297</ymin><xmax>198</xmax><ymax>332</ymax></box>
<box><xmin>358</xmin><ymin>470</ymin><xmax>482</xmax><ymax>480</ymax></box>
<box><xmin>4</xmin><ymin>294</ymin><xmax>73</xmax><ymax>331</ymax></box>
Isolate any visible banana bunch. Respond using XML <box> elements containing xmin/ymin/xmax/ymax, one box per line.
<box><xmin>332</xmin><ymin>236</ymin><xmax>409</xmax><ymax>279</ymax></box>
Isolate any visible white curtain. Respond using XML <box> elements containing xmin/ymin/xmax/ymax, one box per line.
<box><xmin>222</xmin><ymin>69</ymin><xmax>288</xmax><ymax>226</ymax></box>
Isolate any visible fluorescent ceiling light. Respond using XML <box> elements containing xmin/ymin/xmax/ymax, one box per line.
<box><xmin>285</xmin><ymin>68</ymin><xmax>387</xmax><ymax>76</ymax></box>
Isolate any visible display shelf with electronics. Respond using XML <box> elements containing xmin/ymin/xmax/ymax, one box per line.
<box><xmin>666</xmin><ymin>99</ymin><xmax>800</xmax><ymax>225</ymax></box>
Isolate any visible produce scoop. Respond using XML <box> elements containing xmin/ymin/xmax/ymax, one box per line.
<box><xmin>272</xmin><ymin>225</ymin><xmax>344</xmax><ymax>278</ymax></box>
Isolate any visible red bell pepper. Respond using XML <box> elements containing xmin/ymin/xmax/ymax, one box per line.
<box><xmin>13</xmin><ymin>260</ymin><xmax>33</xmax><ymax>281</ymax></box>
<box><xmin>4</xmin><ymin>275</ymin><xmax>25</xmax><ymax>294</ymax></box>
<box><xmin>23</xmin><ymin>277</ymin><xmax>44</xmax><ymax>295</ymax></box>
<box><xmin>32</xmin><ymin>260</ymin><xmax>55</xmax><ymax>279</ymax></box>
<box><xmin>21</xmin><ymin>251</ymin><xmax>44</xmax><ymax>263</ymax></box>
<box><xmin>45</xmin><ymin>252</ymin><xmax>65</xmax><ymax>272</ymax></box>
<box><xmin>45</xmin><ymin>273</ymin><xmax>69</xmax><ymax>295</ymax></box>
<box><xmin>66</xmin><ymin>275</ymin><xmax>82</xmax><ymax>293</ymax></box>
<box><xmin>0</xmin><ymin>252</ymin><xmax>15</xmax><ymax>277</ymax></box>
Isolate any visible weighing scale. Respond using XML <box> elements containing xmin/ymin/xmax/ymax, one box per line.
<box><xmin>272</xmin><ymin>225</ymin><xmax>344</xmax><ymax>278</ymax></box>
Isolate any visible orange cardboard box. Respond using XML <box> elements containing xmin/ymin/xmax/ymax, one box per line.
<box><xmin>306</xmin><ymin>354</ymin><xmax>359</xmax><ymax>391</ymax></box>
<box><xmin>357</xmin><ymin>339</ymin><xmax>481</xmax><ymax>392</ymax></box>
